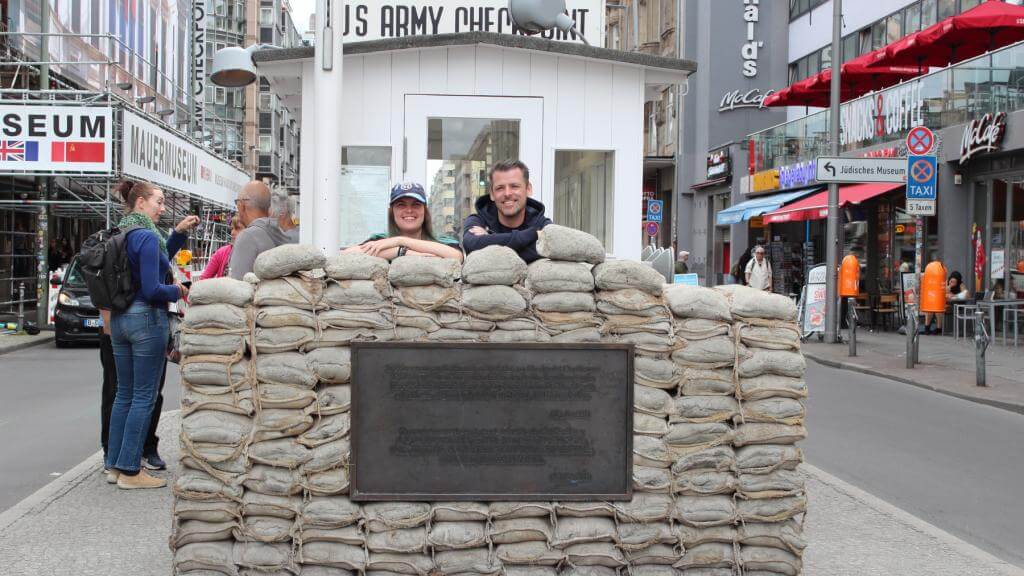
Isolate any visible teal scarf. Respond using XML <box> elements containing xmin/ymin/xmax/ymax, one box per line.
<box><xmin>119</xmin><ymin>212</ymin><xmax>168</xmax><ymax>255</ymax></box>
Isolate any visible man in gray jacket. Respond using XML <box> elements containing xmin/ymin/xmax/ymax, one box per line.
<box><xmin>228</xmin><ymin>181</ymin><xmax>294</xmax><ymax>279</ymax></box>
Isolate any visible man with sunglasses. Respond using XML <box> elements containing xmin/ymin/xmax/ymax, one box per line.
<box><xmin>228</xmin><ymin>181</ymin><xmax>293</xmax><ymax>279</ymax></box>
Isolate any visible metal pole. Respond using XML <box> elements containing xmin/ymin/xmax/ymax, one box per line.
<box><xmin>16</xmin><ymin>282</ymin><xmax>25</xmax><ymax>332</ymax></box>
<box><xmin>905</xmin><ymin>303</ymin><xmax>917</xmax><ymax>368</ymax></box>
<box><xmin>847</xmin><ymin>296</ymin><xmax>857</xmax><ymax>356</ymax></box>
<box><xmin>312</xmin><ymin>0</ymin><xmax>343</xmax><ymax>254</ymax></box>
<box><xmin>36</xmin><ymin>179</ymin><xmax>51</xmax><ymax>327</ymax></box>
<box><xmin>824</xmin><ymin>0</ymin><xmax>843</xmax><ymax>343</ymax></box>
<box><xmin>975</xmin><ymin>308</ymin><xmax>989</xmax><ymax>387</ymax></box>
<box><xmin>39</xmin><ymin>0</ymin><xmax>50</xmax><ymax>89</ymax></box>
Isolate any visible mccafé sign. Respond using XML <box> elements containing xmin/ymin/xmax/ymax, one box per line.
<box><xmin>751</xmin><ymin>169</ymin><xmax>779</xmax><ymax>193</ymax></box>
<box><xmin>960</xmin><ymin>112</ymin><xmax>1007</xmax><ymax>165</ymax></box>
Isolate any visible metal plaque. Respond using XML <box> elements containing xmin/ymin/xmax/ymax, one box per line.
<box><xmin>350</xmin><ymin>342</ymin><xmax>633</xmax><ymax>501</ymax></box>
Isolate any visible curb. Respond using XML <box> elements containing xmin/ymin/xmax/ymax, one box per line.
<box><xmin>0</xmin><ymin>449</ymin><xmax>104</xmax><ymax>535</ymax></box>
<box><xmin>0</xmin><ymin>335</ymin><xmax>52</xmax><ymax>356</ymax></box>
<box><xmin>802</xmin><ymin>463</ymin><xmax>1024</xmax><ymax>576</ymax></box>
<box><xmin>804</xmin><ymin>353</ymin><xmax>1024</xmax><ymax>416</ymax></box>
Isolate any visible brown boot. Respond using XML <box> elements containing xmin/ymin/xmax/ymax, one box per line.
<box><xmin>116</xmin><ymin>469</ymin><xmax>167</xmax><ymax>490</ymax></box>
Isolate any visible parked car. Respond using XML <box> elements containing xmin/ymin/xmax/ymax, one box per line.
<box><xmin>53</xmin><ymin>256</ymin><xmax>102</xmax><ymax>347</ymax></box>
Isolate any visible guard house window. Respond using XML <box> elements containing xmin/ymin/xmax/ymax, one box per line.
<box><xmin>554</xmin><ymin>151</ymin><xmax>615</xmax><ymax>250</ymax></box>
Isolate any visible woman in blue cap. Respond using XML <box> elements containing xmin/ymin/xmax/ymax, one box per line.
<box><xmin>345</xmin><ymin>182</ymin><xmax>463</xmax><ymax>261</ymax></box>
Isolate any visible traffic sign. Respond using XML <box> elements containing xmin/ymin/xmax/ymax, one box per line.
<box><xmin>907</xmin><ymin>199</ymin><xmax>936</xmax><ymax>215</ymax></box>
<box><xmin>646</xmin><ymin>200</ymin><xmax>664</xmax><ymax>222</ymax></box>
<box><xmin>645</xmin><ymin>221</ymin><xmax>660</xmax><ymax>237</ymax></box>
<box><xmin>815</xmin><ymin>156</ymin><xmax>907</xmax><ymax>183</ymax></box>
<box><xmin>906</xmin><ymin>126</ymin><xmax>936</xmax><ymax>155</ymax></box>
<box><xmin>906</xmin><ymin>154</ymin><xmax>937</xmax><ymax>200</ymax></box>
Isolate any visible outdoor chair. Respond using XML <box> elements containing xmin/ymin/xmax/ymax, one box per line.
<box><xmin>873</xmin><ymin>294</ymin><xmax>899</xmax><ymax>331</ymax></box>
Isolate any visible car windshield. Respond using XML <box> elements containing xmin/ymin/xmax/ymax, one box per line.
<box><xmin>63</xmin><ymin>258</ymin><xmax>86</xmax><ymax>288</ymax></box>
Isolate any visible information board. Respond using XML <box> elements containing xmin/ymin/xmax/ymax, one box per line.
<box><xmin>350</xmin><ymin>343</ymin><xmax>633</xmax><ymax>501</ymax></box>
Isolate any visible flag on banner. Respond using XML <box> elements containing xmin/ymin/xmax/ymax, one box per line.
<box><xmin>51</xmin><ymin>141</ymin><xmax>106</xmax><ymax>163</ymax></box>
<box><xmin>0</xmin><ymin>140</ymin><xmax>39</xmax><ymax>162</ymax></box>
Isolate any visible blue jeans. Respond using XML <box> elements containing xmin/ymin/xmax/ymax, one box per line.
<box><xmin>106</xmin><ymin>301</ymin><xmax>168</xmax><ymax>474</ymax></box>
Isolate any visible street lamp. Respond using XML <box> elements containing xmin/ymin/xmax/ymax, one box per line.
<box><xmin>210</xmin><ymin>44</ymin><xmax>279</xmax><ymax>87</ymax></box>
<box><xmin>115</xmin><ymin>82</ymin><xmax>133</xmax><ymax>91</ymax></box>
<box><xmin>155</xmin><ymin>108</ymin><xmax>174</xmax><ymax>117</ymax></box>
<box><xmin>136</xmin><ymin>95</ymin><xmax>156</xmax><ymax>105</ymax></box>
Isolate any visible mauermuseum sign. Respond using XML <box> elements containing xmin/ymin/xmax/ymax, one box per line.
<box><xmin>350</xmin><ymin>342</ymin><xmax>633</xmax><ymax>500</ymax></box>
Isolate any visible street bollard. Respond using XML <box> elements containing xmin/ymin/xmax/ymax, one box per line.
<box><xmin>16</xmin><ymin>282</ymin><xmax>25</xmax><ymax>332</ymax></box>
<box><xmin>905</xmin><ymin>304</ymin><xmax>918</xmax><ymax>369</ymax></box>
<box><xmin>975</xmin><ymin>308</ymin><xmax>990</xmax><ymax>387</ymax></box>
<box><xmin>847</xmin><ymin>296</ymin><xmax>857</xmax><ymax>357</ymax></box>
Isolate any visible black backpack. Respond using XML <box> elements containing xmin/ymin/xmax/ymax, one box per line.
<box><xmin>79</xmin><ymin>225</ymin><xmax>142</xmax><ymax>313</ymax></box>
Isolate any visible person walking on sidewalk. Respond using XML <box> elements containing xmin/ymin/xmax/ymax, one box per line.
<box><xmin>105</xmin><ymin>179</ymin><xmax>196</xmax><ymax>489</ymax></box>
<box><xmin>745</xmin><ymin>246</ymin><xmax>773</xmax><ymax>291</ymax></box>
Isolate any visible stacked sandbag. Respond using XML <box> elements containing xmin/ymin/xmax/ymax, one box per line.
<box><xmin>388</xmin><ymin>255</ymin><xmax>459</xmax><ymax>342</ymax></box>
<box><xmin>174</xmin><ymin>240</ymin><xmax>809</xmax><ymax>576</ymax></box>
<box><xmin>173</xmin><ymin>276</ymin><xmax>255</xmax><ymax>568</ymax></box>
<box><xmin>461</xmin><ymin>245</ymin><xmax>541</xmax><ymax>343</ymax></box>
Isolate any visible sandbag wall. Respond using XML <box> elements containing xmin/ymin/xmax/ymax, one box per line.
<box><xmin>172</xmin><ymin>225</ymin><xmax>807</xmax><ymax>576</ymax></box>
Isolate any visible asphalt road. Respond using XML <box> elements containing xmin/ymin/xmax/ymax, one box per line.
<box><xmin>0</xmin><ymin>341</ymin><xmax>181</xmax><ymax>512</ymax></box>
<box><xmin>803</xmin><ymin>361</ymin><xmax>1024</xmax><ymax>568</ymax></box>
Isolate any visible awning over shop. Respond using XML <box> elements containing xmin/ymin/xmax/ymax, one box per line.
<box><xmin>715</xmin><ymin>187</ymin><xmax>822</xmax><ymax>226</ymax></box>
<box><xmin>763</xmin><ymin>182</ymin><xmax>903</xmax><ymax>224</ymax></box>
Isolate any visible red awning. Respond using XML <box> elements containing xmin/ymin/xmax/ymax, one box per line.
<box><xmin>869</xmin><ymin>0</ymin><xmax>1024</xmax><ymax>69</ymax></box>
<box><xmin>762</xmin><ymin>182</ymin><xmax>903</xmax><ymax>224</ymax></box>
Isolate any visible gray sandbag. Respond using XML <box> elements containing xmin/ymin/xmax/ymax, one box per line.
<box><xmin>255</xmin><ymin>382</ymin><xmax>317</xmax><ymax>410</ymax></box>
<box><xmin>664</xmin><ymin>285</ymin><xmax>732</xmax><ymax>322</ymax></box>
<box><xmin>299</xmin><ymin>541</ymin><xmax>366</xmax><ymax>571</ymax></box>
<box><xmin>739</xmin><ymin>546</ymin><xmax>802</xmax><ymax>576</ymax></box>
<box><xmin>526</xmin><ymin>259</ymin><xmax>595</xmax><ymax>293</ymax></box>
<box><xmin>635</xmin><ymin>384</ymin><xmax>677</xmax><ymax>417</ymax></box>
<box><xmin>242</xmin><ymin>492</ymin><xmax>302</xmax><ymax>519</ymax></box>
<box><xmin>635</xmin><ymin>412</ymin><xmax>669</xmax><ymax>436</ymax></box>
<box><xmin>613</xmin><ymin>493</ymin><xmax>674</xmax><ymax>523</ymax></box>
<box><xmin>595</xmin><ymin>289</ymin><xmax>666</xmax><ymax>314</ymax></box>
<box><xmin>299</xmin><ymin>524</ymin><xmax>364</xmax><ymax>545</ymax></box>
<box><xmin>593</xmin><ymin>260</ymin><xmax>665</xmax><ymax>295</ymax></box>
<box><xmin>504</xmin><ymin>566</ymin><xmax>559</xmax><ymax>576</ymax></box>
<box><xmin>433</xmin><ymin>548</ymin><xmax>501</xmax><ymax>575</ymax></box>
<box><xmin>531</xmin><ymin>291</ymin><xmax>595</xmax><ymax>313</ymax></box>
<box><xmin>387</xmin><ymin>256</ymin><xmax>460</xmax><ymax>287</ymax></box>
<box><xmin>437</xmin><ymin>312</ymin><xmax>496</xmax><ymax>332</ymax></box>
<box><xmin>255</xmin><ymin>326</ymin><xmax>315</xmax><ymax>353</ymax></box>
<box><xmin>181</xmin><ymin>358</ymin><xmax>250</xmax><ymax>389</ymax></box>
<box><xmin>183</xmin><ymin>303</ymin><xmax>248</xmax><ymax>331</ymax></box>
<box><xmin>462</xmin><ymin>245</ymin><xmax>528</xmax><ymax>285</ymax></box>
<box><xmin>735</xmin><ymin>445</ymin><xmax>803</xmax><ymax>474</ymax></box>
<box><xmin>561</xmin><ymin>567</ymin><xmax>619</xmax><ymax>576</ymax></box>
<box><xmin>365</xmin><ymin>527</ymin><xmax>427</xmax><ymax>554</ymax></box>
<box><xmin>488</xmin><ymin>518</ymin><xmax>552</xmax><ymax>544</ymax></box>
<box><xmin>394</xmin><ymin>307</ymin><xmax>442</xmax><ymax>332</ymax></box>
<box><xmin>256</xmin><ymin>305</ymin><xmax>317</xmax><ymax>328</ymax></box>
<box><xmin>536</xmin><ymin>224</ymin><xmax>605</xmax><ymax>264</ymax></box>
<box><xmin>740</xmin><ymin>397</ymin><xmax>806</xmax><ymax>425</ymax></box>
<box><xmin>235</xmin><ymin>541</ymin><xmax>295</xmax><ymax>572</ymax></box>
<box><xmin>318</xmin><ymin>309</ymin><xmax>394</xmax><ymax>330</ymax></box>
<box><xmin>180</xmin><ymin>332</ymin><xmax>245</xmax><ymax>357</ymax></box>
<box><xmin>172</xmin><ymin>541</ymin><xmax>237</xmax><ymax>575</ymax></box>
<box><xmin>736</xmin><ymin>495</ymin><xmax>807</xmax><ymax>523</ymax></box>
<box><xmin>298</xmin><ymin>413</ymin><xmax>351</xmax><ymax>447</ymax></box>
<box><xmin>737</xmin><ymin>519</ymin><xmax>807</xmax><ymax>555</ymax></box>
<box><xmin>304</xmin><ymin>466</ymin><xmax>351</xmax><ymax>496</ymax></box>
<box><xmin>182</xmin><ymin>410</ymin><xmax>252</xmax><ymax>446</ymax></box>
<box><xmin>256</xmin><ymin>352</ymin><xmax>317</xmax><ymax>388</ymax></box>
<box><xmin>739</xmin><ymin>375</ymin><xmax>807</xmax><ymax>400</ymax></box>
<box><xmin>550</xmin><ymin>327</ymin><xmax>603</xmax><ymax>343</ymax></box>
<box><xmin>675</xmin><ymin>524</ymin><xmax>737</xmax><ymax>548</ymax></box>
<box><xmin>172</xmin><ymin>519</ymin><xmax>237</xmax><ymax>546</ymax></box>
<box><xmin>738</xmin><ymin>469</ymin><xmax>805</xmax><ymax>498</ymax></box>
<box><xmin>601</xmin><ymin>315</ymin><xmax>673</xmax><ymax>336</ymax></box>
<box><xmin>622</xmin><ymin>543</ymin><xmax>678</xmax><ymax>566</ymax></box>
<box><xmin>325</xmin><ymin>252</ymin><xmax>389</xmax><ymax>281</ymax></box>
<box><xmin>190</xmin><ymin>276</ymin><xmax>254</xmax><ymax>306</ymax></box>
<box><xmin>555</xmin><ymin>501</ymin><xmax>616</xmax><ymax>518</ymax></box>
<box><xmin>564</xmin><ymin>542</ymin><xmax>626</xmax><ymax>568</ymax></box>
<box><xmin>664</xmin><ymin>422</ymin><xmax>734</xmax><ymax>451</ymax></box>
<box><xmin>364</xmin><ymin>502</ymin><xmax>432</xmax><ymax>532</ymax></box>
<box><xmin>323</xmin><ymin>280</ymin><xmax>390</xmax><ymax>309</ymax></box>
<box><xmin>675</xmin><ymin>318</ymin><xmax>731</xmax><ymax>340</ymax></box>
<box><xmin>740</xmin><ymin>324</ymin><xmax>801</xmax><ymax>350</ymax></box>
<box><xmin>364</xmin><ymin>552</ymin><xmax>434</xmax><ymax>575</ymax></box>
<box><xmin>302</xmin><ymin>497</ymin><xmax>362</xmax><ymax>528</ymax></box>
<box><xmin>254</xmin><ymin>243</ymin><xmax>326</xmax><ymax>280</ymax></box>
<box><xmin>427</xmin><ymin>521</ymin><xmax>487</xmax><ymax>550</ymax></box>
<box><xmin>632</xmin><ymin>466</ymin><xmax>672</xmax><ymax>493</ymax></box>
<box><xmin>299</xmin><ymin>567</ymin><xmax>357</xmax><ymax>576</ymax></box>
<box><xmin>234</xmin><ymin>515</ymin><xmax>294</xmax><ymax>543</ymax></box>
<box><xmin>671</xmin><ymin>496</ymin><xmax>737</xmax><ymax>527</ymax></box>
<box><xmin>673</xmin><ymin>543</ymin><xmax>736</xmax><ymax>570</ymax></box>
<box><xmin>431</xmin><ymin>502</ymin><xmax>489</xmax><ymax>522</ymax></box>
<box><xmin>671</xmin><ymin>337</ymin><xmax>739</xmax><ymax>368</ymax></box>
<box><xmin>671</xmin><ymin>396</ymin><xmax>740</xmax><ymax>423</ymax></box>
<box><xmin>633</xmin><ymin>435</ymin><xmax>673</xmax><ymax>468</ymax></box>
<box><xmin>495</xmin><ymin>542</ymin><xmax>564</xmax><ymax>566</ymax></box>
<box><xmin>715</xmin><ymin>284</ymin><xmax>797</xmax><ymax>321</ymax></box>
<box><xmin>680</xmin><ymin>368</ymin><xmax>735</xmax><ymax>396</ymax></box>
<box><xmin>315</xmin><ymin>385</ymin><xmax>352</xmax><ymax>415</ymax></box>
<box><xmin>393</xmin><ymin>285</ymin><xmax>460</xmax><ymax>312</ymax></box>
<box><xmin>248</xmin><ymin>438</ymin><xmax>311</xmax><ymax>469</ymax></box>
<box><xmin>628</xmin><ymin>567</ymin><xmax>690</xmax><ymax>576</ymax></box>
<box><xmin>254</xmin><ymin>277</ymin><xmax>324</xmax><ymax>309</ymax></box>
<box><xmin>253</xmin><ymin>408</ymin><xmax>314</xmax><ymax>442</ymax></box>
<box><xmin>306</xmin><ymin>347</ymin><xmax>351</xmax><ymax>384</ymax></box>
<box><xmin>181</xmin><ymin>388</ymin><xmax>254</xmax><ymax>416</ymax></box>
<box><xmin>672</xmin><ymin>469</ymin><xmax>737</xmax><ymax>496</ymax></box>
<box><xmin>488</xmin><ymin>502</ymin><xmax>553</xmax><ymax>520</ymax></box>
<box><xmin>670</xmin><ymin>446</ymin><xmax>736</xmax><ymax>475</ymax></box>
<box><xmin>304</xmin><ymin>438</ymin><xmax>351</xmax><ymax>473</ymax></box>
<box><xmin>615</xmin><ymin>522</ymin><xmax>675</xmax><ymax>550</ymax></box>
<box><xmin>614</xmin><ymin>331</ymin><xmax>677</xmax><ymax>354</ymax></box>
<box><xmin>635</xmin><ymin>356</ymin><xmax>678</xmax><ymax>389</ymax></box>
<box><xmin>487</xmin><ymin>329</ymin><xmax>551</xmax><ymax>343</ymax></box>
<box><xmin>462</xmin><ymin>285</ymin><xmax>528</xmax><ymax>319</ymax></box>
<box><xmin>174</xmin><ymin>498</ymin><xmax>240</xmax><ymax>524</ymax></box>
<box><xmin>243</xmin><ymin>464</ymin><xmax>303</xmax><ymax>496</ymax></box>
<box><xmin>173</xmin><ymin>468</ymin><xmax>244</xmax><ymax>502</ymax></box>
<box><xmin>732</xmin><ymin>423</ymin><xmax>807</xmax><ymax>447</ymax></box>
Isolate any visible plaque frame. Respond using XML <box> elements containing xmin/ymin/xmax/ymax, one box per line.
<box><xmin>349</xmin><ymin>342</ymin><xmax>634</xmax><ymax>501</ymax></box>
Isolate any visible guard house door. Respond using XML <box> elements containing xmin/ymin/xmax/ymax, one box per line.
<box><xmin>404</xmin><ymin>95</ymin><xmax>544</xmax><ymax>240</ymax></box>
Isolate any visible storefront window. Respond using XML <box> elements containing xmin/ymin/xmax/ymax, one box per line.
<box><xmin>554</xmin><ymin>151</ymin><xmax>615</xmax><ymax>249</ymax></box>
<box><xmin>425</xmin><ymin>118</ymin><xmax>520</xmax><ymax>238</ymax></box>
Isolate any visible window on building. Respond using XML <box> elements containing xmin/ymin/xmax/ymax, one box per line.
<box><xmin>842</xmin><ymin>34</ymin><xmax>857</xmax><ymax>63</ymax></box>
<box><xmin>260</xmin><ymin>7</ymin><xmax>274</xmax><ymax>25</ymax></box>
<box><xmin>872</xmin><ymin>19</ymin><xmax>886</xmax><ymax>50</ymax></box>
<box><xmin>259</xmin><ymin>93</ymin><xmax>272</xmax><ymax>110</ymax></box>
<box><xmin>790</xmin><ymin>0</ymin><xmax>827</xmax><ymax>21</ymax></box>
<box><xmin>960</xmin><ymin>0</ymin><xmax>981</xmax><ymax>10</ymax></box>
<box><xmin>921</xmin><ymin>0</ymin><xmax>938</xmax><ymax>28</ymax></box>
<box><xmin>554</xmin><ymin>151</ymin><xmax>615</xmax><ymax>250</ymax></box>
<box><xmin>644</xmin><ymin>0</ymin><xmax>660</xmax><ymax>45</ymax></box>
<box><xmin>905</xmin><ymin>2</ymin><xmax>921</xmax><ymax>33</ymax></box>
<box><xmin>259</xmin><ymin>135</ymin><xmax>272</xmax><ymax>153</ymax></box>
<box><xmin>859</xmin><ymin>28</ymin><xmax>872</xmax><ymax>55</ymax></box>
<box><xmin>886</xmin><ymin>13</ymin><xmax>902</xmax><ymax>43</ymax></box>
<box><xmin>937</xmin><ymin>0</ymin><xmax>957</xmax><ymax>20</ymax></box>
<box><xmin>215</xmin><ymin>87</ymin><xmax>226</xmax><ymax>105</ymax></box>
<box><xmin>609</xmin><ymin>23</ymin><xmax>620</xmax><ymax>50</ymax></box>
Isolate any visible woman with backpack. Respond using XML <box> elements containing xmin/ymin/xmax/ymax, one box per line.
<box><xmin>105</xmin><ymin>179</ymin><xmax>197</xmax><ymax>489</ymax></box>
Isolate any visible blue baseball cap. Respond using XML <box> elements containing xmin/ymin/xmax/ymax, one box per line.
<box><xmin>390</xmin><ymin>182</ymin><xmax>427</xmax><ymax>204</ymax></box>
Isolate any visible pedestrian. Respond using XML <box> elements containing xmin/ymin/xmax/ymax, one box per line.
<box><xmin>675</xmin><ymin>250</ymin><xmax>690</xmax><ymax>275</ymax></box>
<box><xmin>105</xmin><ymin>179</ymin><xmax>197</xmax><ymax>489</ymax></box>
<box><xmin>200</xmin><ymin>217</ymin><xmax>244</xmax><ymax>280</ymax></box>
<box><xmin>462</xmin><ymin>160</ymin><xmax>551</xmax><ymax>263</ymax></box>
<box><xmin>344</xmin><ymin>182</ymin><xmax>462</xmax><ymax>260</ymax></box>
<box><xmin>745</xmin><ymin>246</ymin><xmax>773</xmax><ymax>291</ymax></box>
<box><xmin>227</xmin><ymin>181</ymin><xmax>293</xmax><ymax>279</ymax></box>
<box><xmin>271</xmin><ymin>189</ymin><xmax>301</xmax><ymax>244</ymax></box>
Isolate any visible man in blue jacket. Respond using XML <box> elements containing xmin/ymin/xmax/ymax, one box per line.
<box><xmin>462</xmin><ymin>160</ymin><xmax>551</xmax><ymax>263</ymax></box>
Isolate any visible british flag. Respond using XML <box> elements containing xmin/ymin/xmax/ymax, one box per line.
<box><xmin>0</xmin><ymin>140</ymin><xmax>39</xmax><ymax>162</ymax></box>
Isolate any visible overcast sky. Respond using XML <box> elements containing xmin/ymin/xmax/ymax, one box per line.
<box><xmin>290</xmin><ymin>0</ymin><xmax>315</xmax><ymax>35</ymax></box>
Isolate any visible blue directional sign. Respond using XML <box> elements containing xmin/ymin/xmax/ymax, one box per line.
<box><xmin>646</xmin><ymin>200</ymin><xmax>664</xmax><ymax>222</ymax></box>
<box><xmin>906</xmin><ymin>154</ymin><xmax>937</xmax><ymax>200</ymax></box>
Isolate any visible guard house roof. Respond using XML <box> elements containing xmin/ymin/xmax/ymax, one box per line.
<box><xmin>254</xmin><ymin>31</ymin><xmax>698</xmax><ymax>75</ymax></box>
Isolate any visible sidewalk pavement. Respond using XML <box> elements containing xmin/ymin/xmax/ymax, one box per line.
<box><xmin>0</xmin><ymin>413</ymin><xmax>1020</xmax><ymax>576</ymax></box>
<box><xmin>0</xmin><ymin>332</ymin><xmax>53</xmax><ymax>356</ymax></box>
<box><xmin>802</xmin><ymin>330</ymin><xmax>1024</xmax><ymax>415</ymax></box>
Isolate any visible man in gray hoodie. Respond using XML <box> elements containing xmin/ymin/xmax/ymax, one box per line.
<box><xmin>228</xmin><ymin>181</ymin><xmax>294</xmax><ymax>279</ymax></box>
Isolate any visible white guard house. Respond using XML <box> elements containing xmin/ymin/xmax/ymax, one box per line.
<box><xmin>253</xmin><ymin>32</ymin><xmax>696</xmax><ymax>260</ymax></box>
